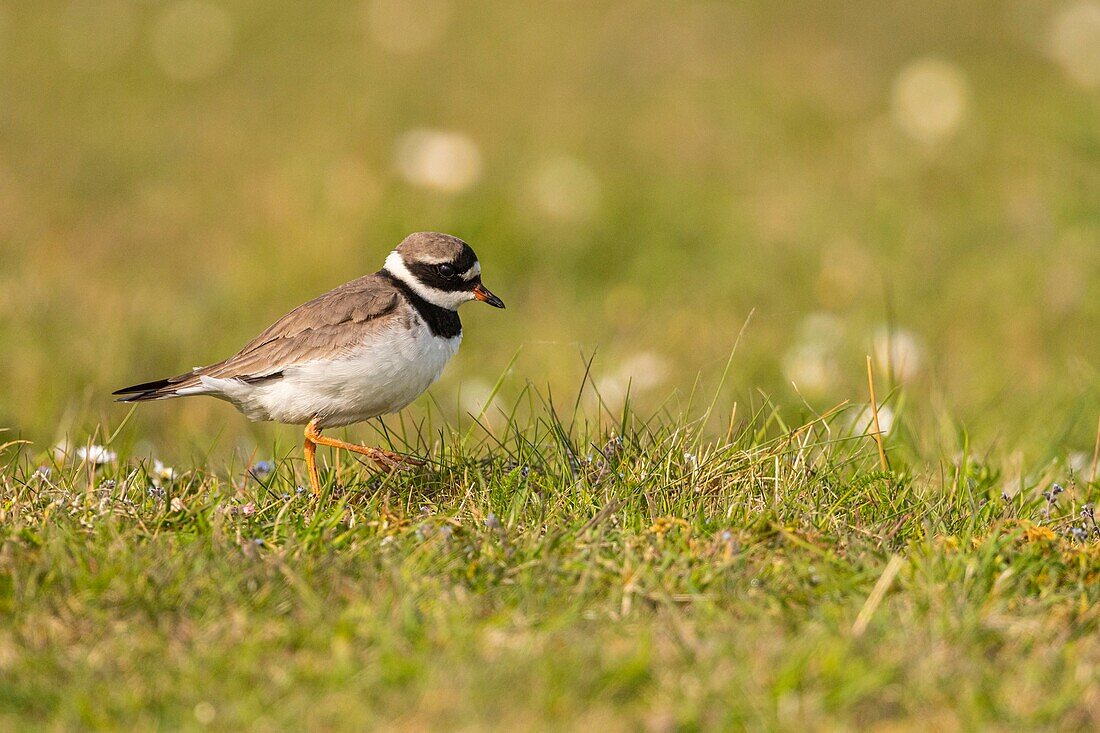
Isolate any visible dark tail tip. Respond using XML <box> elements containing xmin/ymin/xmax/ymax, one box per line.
<box><xmin>113</xmin><ymin>376</ymin><xmax>175</xmax><ymax>402</ymax></box>
<box><xmin>114</xmin><ymin>392</ymin><xmax>163</xmax><ymax>403</ymax></box>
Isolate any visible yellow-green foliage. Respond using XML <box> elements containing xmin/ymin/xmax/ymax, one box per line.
<box><xmin>1</xmin><ymin>1</ymin><xmax>1099</xmax><ymax>729</ymax></box>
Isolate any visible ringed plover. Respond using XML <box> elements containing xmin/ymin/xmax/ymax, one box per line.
<box><xmin>114</xmin><ymin>232</ymin><xmax>505</xmax><ymax>494</ymax></box>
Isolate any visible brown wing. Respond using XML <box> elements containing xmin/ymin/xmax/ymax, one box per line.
<box><xmin>114</xmin><ymin>274</ymin><xmax>401</xmax><ymax>401</ymax></box>
<box><xmin>219</xmin><ymin>275</ymin><xmax>399</xmax><ymax>373</ymax></box>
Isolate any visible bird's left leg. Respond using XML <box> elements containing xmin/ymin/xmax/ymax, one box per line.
<box><xmin>304</xmin><ymin>419</ymin><xmax>423</xmax><ymax>472</ymax></box>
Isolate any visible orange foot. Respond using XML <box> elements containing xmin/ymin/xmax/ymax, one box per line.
<box><xmin>303</xmin><ymin>419</ymin><xmax>424</xmax><ymax>495</ymax></box>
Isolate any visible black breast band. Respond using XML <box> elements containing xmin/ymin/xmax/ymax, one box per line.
<box><xmin>379</xmin><ymin>270</ymin><xmax>463</xmax><ymax>339</ymax></box>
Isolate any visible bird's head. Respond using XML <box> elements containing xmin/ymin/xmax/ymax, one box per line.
<box><xmin>384</xmin><ymin>232</ymin><xmax>505</xmax><ymax>311</ymax></box>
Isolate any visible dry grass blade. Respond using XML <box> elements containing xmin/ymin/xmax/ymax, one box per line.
<box><xmin>866</xmin><ymin>355</ymin><xmax>889</xmax><ymax>473</ymax></box>
<box><xmin>851</xmin><ymin>554</ymin><xmax>904</xmax><ymax>637</ymax></box>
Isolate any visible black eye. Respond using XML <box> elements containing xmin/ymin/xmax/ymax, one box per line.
<box><xmin>437</xmin><ymin>263</ymin><xmax>456</xmax><ymax>277</ymax></box>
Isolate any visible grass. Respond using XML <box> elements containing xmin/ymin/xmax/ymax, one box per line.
<box><xmin>2</xmin><ymin>376</ymin><xmax>1099</xmax><ymax>730</ymax></box>
<box><xmin>2</xmin><ymin>0</ymin><xmax>1100</xmax><ymax>729</ymax></box>
<box><xmin>3</xmin><ymin>1</ymin><xmax>1100</xmax><ymax>449</ymax></box>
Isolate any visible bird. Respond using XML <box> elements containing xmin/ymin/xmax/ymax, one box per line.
<box><xmin>114</xmin><ymin>232</ymin><xmax>505</xmax><ymax>495</ymax></box>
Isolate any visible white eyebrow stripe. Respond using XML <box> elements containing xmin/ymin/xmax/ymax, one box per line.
<box><xmin>460</xmin><ymin>262</ymin><xmax>481</xmax><ymax>281</ymax></box>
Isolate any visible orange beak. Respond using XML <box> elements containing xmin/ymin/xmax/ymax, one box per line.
<box><xmin>473</xmin><ymin>283</ymin><xmax>505</xmax><ymax>308</ymax></box>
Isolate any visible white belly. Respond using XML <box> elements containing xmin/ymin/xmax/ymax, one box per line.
<box><xmin>203</xmin><ymin>322</ymin><xmax>461</xmax><ymax>427</ymax></box>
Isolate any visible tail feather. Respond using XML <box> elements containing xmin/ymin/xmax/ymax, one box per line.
<box><xmin>113</xmin><ymin>371</ymin><xmax>204</xmax><ymax>402</ymax></box>
<box><xmin>114</xmin><ymin>359</ymin><xmax>282</xmax><ymax>402</ymax></box>
<box><xmin>115</xmin><ymin>346</ymin><xmax>290</xmax><ymax>404</ymax></box>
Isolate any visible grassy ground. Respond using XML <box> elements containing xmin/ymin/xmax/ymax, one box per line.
<box><xmin>3</xmin><ymin>385</ymin><xmax>1100</xmax><ymax>730</ymax></box>
<box><xmin>2</xmin><ymin>0</ymin><xmax>1100</xmax><ymax>729</ymax></box>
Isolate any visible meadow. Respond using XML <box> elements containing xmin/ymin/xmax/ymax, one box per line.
<box><xmin>1</xmin><ymin>1</ymin><xmax>1100</xmax><ymax>729</ymax></box>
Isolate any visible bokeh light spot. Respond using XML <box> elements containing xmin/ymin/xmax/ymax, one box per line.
<box><xmin>596</xmin><ymin>351</ymin><xmax>671</xmax><ymax>409</ymax></box>
<box><xmin>890</xmin><ymin>57</ymin><xmax>970</xmax><ymax>145</ymax></box>
<box><xmin>782</xmin><ymin>313</ymin><xmax>844</xmax><ymax>397</ymax></box>
<box><xmin>394</xmin><ymin>129</ymin><xmax>482</xmax><ymax>193</ymax></box>
<box><xmin>873</xmin><ymin>328</ymin><xmax>924</xmax><ymax>383</ymax></box>
<box><xmin>1050</xmin><ymin>1</ymin><xmax>1100</xmax><ymax>87</ymax></box>
<box><xmin>527</xmin><ymin>156</ymin><xmax>602</xmax><ymax>223</ymax></box>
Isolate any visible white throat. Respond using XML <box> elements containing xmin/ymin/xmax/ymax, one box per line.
<box><xmin>384</xmin><ymin>251</ymin><xmax>474</xmax><ymax>311</ymax></box>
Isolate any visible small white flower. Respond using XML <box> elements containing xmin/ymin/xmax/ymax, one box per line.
<box><xmin>153</xmin><ymin>459</ymin><xmax>177</xmax><ymax>482</ymax></box>
<box><xmin>76</xmin><ymin>445</ymin><xmax>117</xmax><ymax>465</ymax></box>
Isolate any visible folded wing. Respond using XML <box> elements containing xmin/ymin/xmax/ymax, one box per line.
<box><xmin>113</xmin><ymin>275</ymin><xmax>400</xmax><ymax>402</ymax></box>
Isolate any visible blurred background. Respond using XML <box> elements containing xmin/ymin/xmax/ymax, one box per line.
<box><xmin>0</xmin><ymin>0</ymin><xmax>1098</xmax><ymax>459</ymax></box>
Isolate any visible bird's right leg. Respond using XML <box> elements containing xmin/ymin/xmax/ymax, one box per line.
<box><xmin>303</xmin><ymin>431</ymin><xmax>321</xmax><ymax>495</ymax></box>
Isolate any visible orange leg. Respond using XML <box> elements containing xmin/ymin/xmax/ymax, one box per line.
<box><xmin>304</xmin><ymin>434</ymin><xmax>320</xmax><ymax>495</ymax></box>
<box><xmin>303</xmin><ymin>419</ymin><xmax>422</xmax><ymax>494</ymax></box>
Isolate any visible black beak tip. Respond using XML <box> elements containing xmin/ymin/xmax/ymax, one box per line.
<box><xmin>474</xmin><ymin>284</ymin><xmax>505</xmax><ymax>309</ymax></box>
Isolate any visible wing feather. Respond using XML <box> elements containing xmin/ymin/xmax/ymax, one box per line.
<box><xmin>115</xmin><ymin>273</ymin><xmax>402</xmax><ymax>400</ymax></box>
<box><xmin>209</xmin><ymin>274</ymin><xmax>401</xmax><ymax>377</ymax></box>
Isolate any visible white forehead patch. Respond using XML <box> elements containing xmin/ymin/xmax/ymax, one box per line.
<box><xmin>460</xmin><ymin>262</ymin><xmax>481</xmax><ymax>281</ymax></box>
